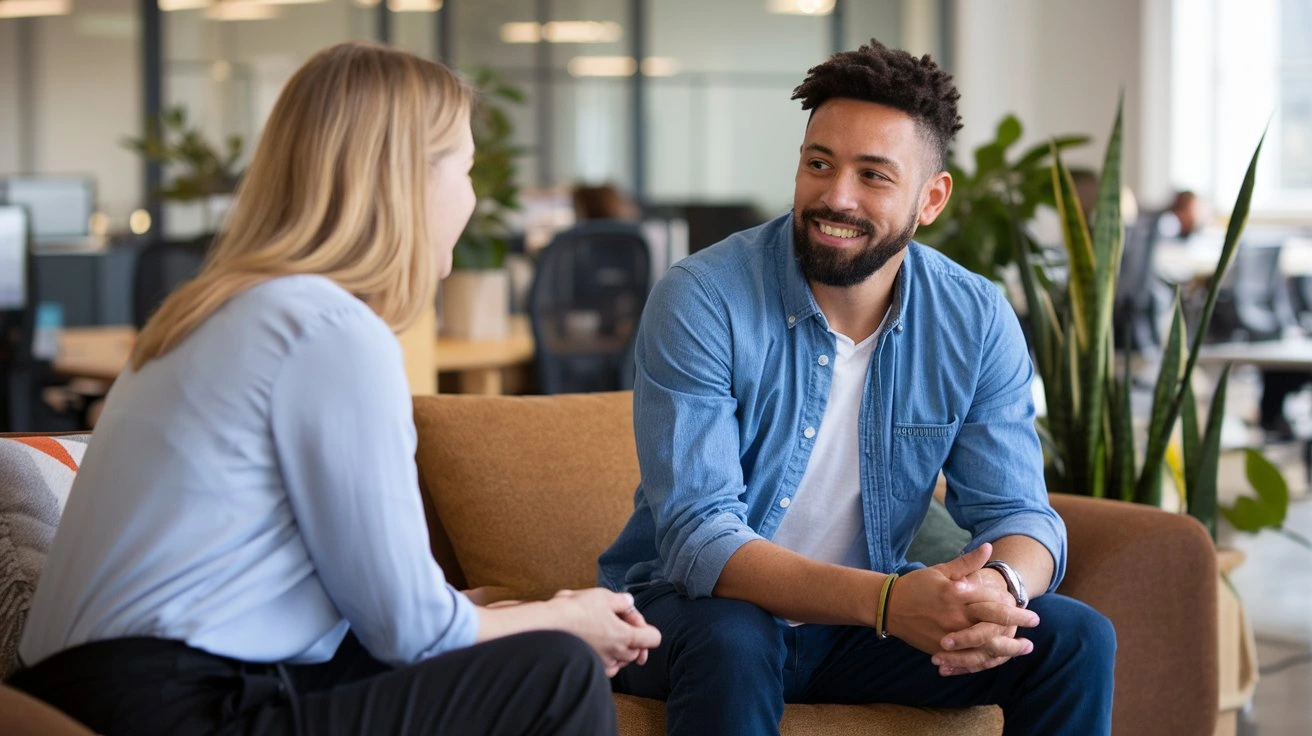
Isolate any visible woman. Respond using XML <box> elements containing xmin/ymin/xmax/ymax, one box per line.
<box><xmin>6</xmin><ymin>43</ymin><xmax>659</xmax><ymax>735</ymax></box>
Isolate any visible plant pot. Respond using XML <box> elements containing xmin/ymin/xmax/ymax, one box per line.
<box><xmin>1214</xmin><ymin>547</ymin><xmax>1259</xmax><ymax>736</ymax></box>
<box><xmin>440</xmin><ymin>268</ymin><xmax>510</xmax><ymax>341</ymax></box>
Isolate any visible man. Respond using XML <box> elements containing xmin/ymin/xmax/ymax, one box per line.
<box><xmin>598</xmin><ymin>40</ymin><xmax>1115</xmax><ymax>735</ymax></box>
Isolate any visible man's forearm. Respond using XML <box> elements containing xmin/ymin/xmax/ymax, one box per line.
<box><xmin>988</xmin><ymin>535</ymin><xmax>1055</xmax><ymax>600</ymax></box>
<box><xmin>713</xmin><ymin>540</ymin><xmax>887</xmax><ymax>627</ymax></box>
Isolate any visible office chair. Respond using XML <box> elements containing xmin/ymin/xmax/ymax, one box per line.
<box><xmin>1207</xmin><ymin>241</ymin><xmax>1295</xmax><ymax>343</ymax></box>
<box><xmin>528</xmin><ymin>221</ymin><xmax>651</xmax><ymax>394</ymax></box>
<box><xmin>1114</xmin><ymin>211</ymin><xmax>1167</xmax><ymax>351</ymax></box>
<box><xmin>132</xmin><ymin>235</ymin><xmax>211</xmax><ymax>328</ymax></box>
<box><xmin>0</xmin><ymin>206</ymin><xmax>37</xmax><ymax>432</ymax></box>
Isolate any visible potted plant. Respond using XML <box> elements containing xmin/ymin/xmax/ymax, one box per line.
<box><xmin>122</xmin><ymin>105</ymin><xmax>244</xmax><ymax>238</ymax></box>
<box><xmin>1017</xmin><ymin>99</ymin><xmax>1302</xmax><ymax>733</ymax></box>
<box><xmin>440</xmin><ymin>68</ymin><xmax>528</xmax><ymax>340</ymax></box>
<box><xmin>917</xmin><ymin>114</ymin><xmax>1089</xmax><ymax>284</ymax></box>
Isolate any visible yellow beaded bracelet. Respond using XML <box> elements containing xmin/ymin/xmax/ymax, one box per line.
<box><xmin>876</xmin><ymin>572</ymin><xmax>899</xmax><ymax>639</ymax></box>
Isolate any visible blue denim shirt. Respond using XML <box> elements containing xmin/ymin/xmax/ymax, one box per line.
<box><xmin>598</xmin><ymin>214</ymin><xmax>1066</xmax><ymax>599</ymax></box>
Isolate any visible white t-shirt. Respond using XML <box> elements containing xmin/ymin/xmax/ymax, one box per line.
<box><xmin>772</xmin><ymin>319</ymin><xmax>885</xmax><ymax>601</ymax></box>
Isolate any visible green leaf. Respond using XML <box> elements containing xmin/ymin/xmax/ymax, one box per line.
<box><xmin>1221</xmin><ymin>448</ymin><xmax>1289</xmax><ymax>533</ymax></box>
<box><xmin>1181</xmin><ymin>380</ymin><xmax>1202</xmax><ymax>495</ymax></box>
<box><xmin>1136</xmin><ymin>290</ymin><xmax>1186</xmax><ymax>505</ymax></box>
<box><xmin>1189</xmin><ymin>365</ymin><xmax>1231</xmax><ymax>539</ymax></box>
<box><xmin>974</xmin><ymin>142</ymin><xmax>1007</xmax><ymax>177</ymax></box>
<box><xmin>1014</xmin><ymin>135</ymin><xmax>1091</xmax><ymax>171</ymax></box>
<box><xmin>1109</xmin><ymin>348</ymin><xmax>1136</xmax><ymax>501</ymax></box>
<box><xmin>1244</xmin><ymin>448</ymin><xmax>1289</xmax><ymax>526</ymax></box>
<box><xmin>1051</xmin><ymin>146</ymin><xmax>1096</xmax><ymax>350</ymax></box>
<box><xmin>1171</xmin><ymin>128</ymin><xmax>1265</xmax><ymax>435</ymax></box>
<box><xmin>996</xmin><ymin>115</ymin><xmax>1023</xmax><ymax>149</ymax></box>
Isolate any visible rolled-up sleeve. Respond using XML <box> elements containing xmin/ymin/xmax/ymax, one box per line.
<box><xmin>942</xmin><ymin>291</ymin><xmax>1067</xmax><ymax>593</ymax></box>
<box><xmin>270</xmin><ymin>307</ymin><xmax>478</xmax><ymax>665</ymax></box>
<box><xmin>633</xmin><ymin>266</ymin><xmax>764</xmax><ymax>599</ymax></box>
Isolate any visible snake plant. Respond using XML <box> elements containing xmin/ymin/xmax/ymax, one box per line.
<box><xmin>1017</xmin><ymin>96</ymin><xmax>1268</xmax><ymax>539</ymax></box>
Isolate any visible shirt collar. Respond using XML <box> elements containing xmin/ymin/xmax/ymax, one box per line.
<box><xmin>775</xmin><ymin>213</ymin><xmax>915</xmax><ymax>333</ymax></box>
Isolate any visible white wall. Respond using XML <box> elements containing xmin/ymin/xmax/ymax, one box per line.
<box><xmin>953</xmin><ymin>0</ymin><xmax>1147</xmax><ymax>199</ymax></box>
<box><xmin>0</xmin><ymin>21</ymin><xmax>22</xmax><ymax>175</ymax></box>
<box><xmin>0</xmin><ymin>3</ymin><xmax>141</xmax><ymax>220</ymax></box>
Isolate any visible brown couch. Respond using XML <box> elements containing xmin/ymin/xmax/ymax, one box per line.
<box><xmin>413</xmin><ymin>391</ymin><xmax>1221</xmax><ymax>736</ymax></box>
<box><xmin>0</xmin><ymin>393</ymin><xmax>1220</xmax><ymax>735</ymax></box>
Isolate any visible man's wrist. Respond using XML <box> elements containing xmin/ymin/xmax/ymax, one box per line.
<box><xmin>982</xmin><ymin>560</ymin><xmax>1029</xmax><ymax>608</ymax></box>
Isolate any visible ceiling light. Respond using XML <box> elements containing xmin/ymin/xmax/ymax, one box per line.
<box><xmin>767</xmin><ymin>0</ymin><xmax>835</xmax><ymax>16</ymax></box>
<box><xmin>206</xmin><ymin>1</ymin><xmax>280</xmax><ymax>20</ymax></box>
<box><xmin>259</xmin><ymin>0</ymin><xmax>330</xmax><ymax>5</ymax></box>
<box><xmin>501</xmin><ymin>20</ymin><xmax>622</xmax><ymax>44</ymax></box>
<box><xmin>0</xmin><ymin>0</ymin><xmax>71</xmax><ymax>18</ymax></box>
<box><xmin>500</xmin><ymin>21</ymin><xmax>540</xmax><ymax>43</ymax></box>
<box><xmin>388</xmin><ymin>0</ymin><xmax>442</xmax><ymax>11</ymax></box>
<box><xmin>640</xmin><ymin>57</ymin><xmax>679</xmax><ymax>77</ymax></box>
<box><xmin>158</xmin><ymin>0</ymin><xmax>210</xmax><ymax>9</ymax></box>
<box><xmin>544</xmin><ymin>21</ymin><xmax>621</xmax><ymax>43</ymax></box>
<box><xmin>567</xmin><ymin>56</ymin><xmax>678</xmax><ymax>78</ymax></box>
<box><xmin>568</xmin><ymin>56</ymin><xmax>636</xmax><ymax>77</ymax></box>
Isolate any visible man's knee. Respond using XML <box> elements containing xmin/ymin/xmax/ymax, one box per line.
<box><xmin>671</xmin><ymin>598</ymin><xmax>784</xmax><ymax>669</ymax></box>
<box><xmin>1033</xmin><ymin>596</ymin><xmax>1116</xmax><ymax>670</ymax></box>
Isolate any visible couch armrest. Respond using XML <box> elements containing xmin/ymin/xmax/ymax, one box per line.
<box><xmin>0</xmin><ymin>685</ymin><xmax>95</xmax><ymax>736</ymax></box>
<box><xmin>1049</xmin><ymin>494</ymin><xmax>1218</xmax><ymax>736</ymax></box>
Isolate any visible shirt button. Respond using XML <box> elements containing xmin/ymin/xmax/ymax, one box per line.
<box><xmin>787</xmin><ymin>315</ymin><xmax>797</xmax><ymax>326</ymax></box>
<box><xmin>818</xmin><ymin>355</ymin><xmax>829</xmax><ymax>366</ymax></box>
<box><xmin>779</xmin><ymin>497</ymin><xmax>791</xmax><ymax>508</ymax></box>
<box><xmin>803</xmin><ymin>426</ymin><xmax>816</xmax><ymax>439</ymax></box>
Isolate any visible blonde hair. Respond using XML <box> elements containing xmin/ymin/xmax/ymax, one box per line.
<box><xmin>131</xmin><ymin>42</ymin><xmax>472</xmax><ymax>370</ymax></box>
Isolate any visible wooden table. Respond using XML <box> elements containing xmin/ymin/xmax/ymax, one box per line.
<box><xmin>436</xmin><ymin>316</ymin><xmax>535</xmax><ymax>394</ymax></box>
<box><xmin>54</xmin><ymin>316</ymin><xmax>536</xmax><ymax>396</ymax></box>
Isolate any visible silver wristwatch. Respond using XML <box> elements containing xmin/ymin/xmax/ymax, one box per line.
<box><xmin>983</xmin><ymin>560</ymin><xmax>1029</xmax><ymax>609</ymax></box>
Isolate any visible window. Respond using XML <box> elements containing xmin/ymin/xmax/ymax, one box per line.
<box><xmin>1171</xmin><ymin>0</ymin><xmax>1312</xmax><ymax>215</ymax></box>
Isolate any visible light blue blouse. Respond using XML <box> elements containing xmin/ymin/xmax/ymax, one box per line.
<box><xmin>20</xmin><ymin>275</ymin><xmax>476</xmax><ymax>667</ymax></box>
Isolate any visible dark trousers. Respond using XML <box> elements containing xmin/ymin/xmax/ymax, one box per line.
<box><xmin>614</xmin><ymin>583</ymin><xmax>1115</xmax><ymax>736</ymax></box>
<box><xmin>7</xmin><ymin>630</ymin><xmax>616</xmax><ymax>736</ymax></box>
<box><xmin>1260</xmin><ymin>369</ymin><xmax>1311</xmax><ymax>428</ymax></box>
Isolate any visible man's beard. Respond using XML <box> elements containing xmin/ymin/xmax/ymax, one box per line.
<box><xmin>793</xmin><ymin>206</ymin><xmax>918</xmax><ymax>287</ymax></box>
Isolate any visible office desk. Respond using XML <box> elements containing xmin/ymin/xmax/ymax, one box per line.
<box><xmin>1155</xmin><ymin>236</ymin><xmax>1312</xmax><ymax>283</ymax></box>
<box><xmin>54</xmin><ymin>317</ymin><xmax>536</xmax><ymax>395</ymax></box>
<box><xmin>1196</xmin><ymin>338</ymin><xmax>1312</xmax><ymax>371</ymax></box>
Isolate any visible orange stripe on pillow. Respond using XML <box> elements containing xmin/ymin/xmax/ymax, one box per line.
<box><xmin>12</xmin><ymin>437</ymin><xmax>80</xmax><ymax>473</ymax></box>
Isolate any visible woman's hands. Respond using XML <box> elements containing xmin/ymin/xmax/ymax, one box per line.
<box><xmin>472</xmin><ymin>587</ymin><xmax>661</xmax><ymax>678</ymax></box>
<box><xmin>546</xmin><ymin>588</ymin><xmax>662</xmax><ymax>677</ymax></box>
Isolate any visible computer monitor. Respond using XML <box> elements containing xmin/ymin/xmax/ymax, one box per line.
<box><xmin>0</xmin><ymin>205</ymin><xmax>28</xmax><ymax>311</ymax></box>
<box><xmin>0</xmin><ymin>175</ymin><xmax>95</xmax><ymax>243</ymax></box>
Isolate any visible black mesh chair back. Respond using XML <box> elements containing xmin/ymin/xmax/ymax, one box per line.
<box><xmin>133</xmin><ymin>235</ymin><xmax>211</xmax><ymax>328</ymax></box>
<box><xmin>528</xmin><ymin>221</ymin><xmax>651</xmax><ymax>394</ymax></box>
<box><xmin>1209</xmin><ymin>241</ymin><xmax>1288</xmax><ymax>342</ymax></box>
<box><xmin>1114</xmin><ymin>212</ymin><xmax>1166</xmax><ymax>350</ymax></box>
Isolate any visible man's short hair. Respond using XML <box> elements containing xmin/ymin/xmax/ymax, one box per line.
<box><xmin>791</xmin><ymin>39</ymin><xmax>962</xmax><ymax>173</ymax></box>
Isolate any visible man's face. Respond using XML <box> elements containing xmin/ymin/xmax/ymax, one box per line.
<box><xmin>792</xmin><ymin>98</ymin><xmax>948</xmax><ymax>287</ymax></box>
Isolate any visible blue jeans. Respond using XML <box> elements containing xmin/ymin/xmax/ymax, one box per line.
<box><xmin>614</xmin><ymin>583</ymin><xmax>1115</xmax><ymax>736</ymax></box>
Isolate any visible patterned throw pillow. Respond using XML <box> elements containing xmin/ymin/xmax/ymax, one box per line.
<box><xmin>0</xmin><ymin>435</ymin><xmax>90</xmax><ymax>679</ymax></box>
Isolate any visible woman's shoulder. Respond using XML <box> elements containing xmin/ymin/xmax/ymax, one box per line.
<box><xmin>226</xmin><ymin>274</ymin><xmax>386</xmax><ymax>341</ymax></box>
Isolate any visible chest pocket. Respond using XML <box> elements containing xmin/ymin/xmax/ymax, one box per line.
<box><xmin>889</xmin><ymin>418</ymin><xmax>957</xmax><ymax>501</ymax></box>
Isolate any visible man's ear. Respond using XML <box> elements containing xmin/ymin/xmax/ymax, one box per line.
<box><xmin>917</xmin><ymin>170</ymin><xmax>953</xmax><ymax>226</ymax></box>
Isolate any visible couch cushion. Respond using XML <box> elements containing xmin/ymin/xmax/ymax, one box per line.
<box><xmin>615</xmin><ymin>694</ymin><xmax>1002</xmax><ymax>735</ymax></box>
<box><xmin>0</xmin><ymin>435</ymin><xmax>90</xmax><ymax>679</ymax></box>
<box><xmin>414</xmin><ymin>392</ymin><xmax>637</xmax><ymax>597</ymax></box>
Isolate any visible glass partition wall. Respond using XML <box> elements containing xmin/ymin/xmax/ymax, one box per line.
<box><xmin>0</xmin><ymin>0</ymin><xmax>946</xmax><ymax>232</ymax></box>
